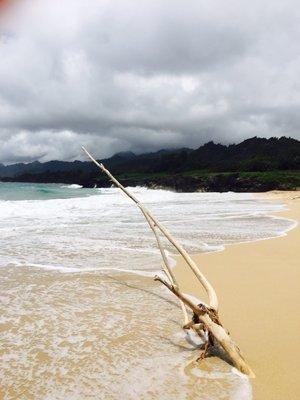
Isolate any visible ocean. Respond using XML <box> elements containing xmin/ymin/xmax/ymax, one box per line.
<box><xmin>0</xmin><ymin>182</ymin><xmax>295</xmax><ymax>399</ymax></box>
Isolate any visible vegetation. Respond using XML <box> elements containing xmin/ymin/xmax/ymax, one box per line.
<box><xmin>1</xmin><ymin>137</ymin><xmax>299</xmax><ymax>192</ymax></box>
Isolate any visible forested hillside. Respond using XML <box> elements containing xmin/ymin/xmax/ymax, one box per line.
<box><xmin>1</xmin><ymin>137</ymin><xmax>299</xmax><ymax>192</ymax></box>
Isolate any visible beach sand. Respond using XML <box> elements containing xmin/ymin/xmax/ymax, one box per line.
<box><xmin>1</xmin><ymin>191</ymin><xmax>298</xmax><ymax>399</ymax></box>
<box><xmin>0</xmin><ymin>266</ymin><xmax>250</xmax><ymax>399</ymax></box>
<box><xmin>174</xmin><ymin>191</ymin><xmax>300</xmax><ymax>399</ymax></box>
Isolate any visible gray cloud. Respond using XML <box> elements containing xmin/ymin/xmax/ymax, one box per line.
<box><xmin>0</xmin><ymin>0</ymin><xmax>299</xmax><ymax>163</ymax></box>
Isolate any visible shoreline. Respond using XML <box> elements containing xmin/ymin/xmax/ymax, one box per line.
<box><xmin>1</xmin><ymin>190</ymin><xmax>298</xmax><ymax>399</ymax></box>
<box><xmin>173</xmin><ymin>190</ymin><xmax>300</xmax><ymax>399</ymax></box>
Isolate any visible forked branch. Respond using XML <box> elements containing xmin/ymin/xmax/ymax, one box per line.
<box><xmin>140</xmin><ymin>207</ymin><xmax>189</xmax><ymax>325</ymax></box>
<box><xmin>82</xmin><ymin>146</ymin><xmax>254</xmax><ymax>377</ymax></box>
<box><xmin>82</xmin><ymin>146</ymin><xmax>218</xmax><ymax>311</ymax></box>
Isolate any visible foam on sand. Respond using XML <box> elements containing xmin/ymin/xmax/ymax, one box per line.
<box><xmin>0</xmin><ymin>266</ymin><xmax>253</xmax><ymax>400</ymax></box>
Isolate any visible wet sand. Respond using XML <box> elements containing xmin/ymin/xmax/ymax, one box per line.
<box><xmin>0</xmin><ymin>266</ymin><xmax>250</xmax><ymax>399</ymax></box>
<box><xmin>174</xmin><ymin>191</ymin><xmax>300</xmax><ymax>399</ymax></box>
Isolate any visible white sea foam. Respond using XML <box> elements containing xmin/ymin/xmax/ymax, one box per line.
<box><xmin>0</xmin><ymin>188</ymin><xmax>295</xmax><ymax>274</ymax></box>
<box><xmin>10</xmin><ymin>260</ymin><xmax>156</xmax><ymax>277</ymax></box>
<box><xmin>62</xmin><ymin>184</ymin><xmax>83</xmax><ymax>189</ymax></box>
<box><xmin>0</xmin><ymin>264</ymin><xmax>253</xmax><ymax>399</ymax></box>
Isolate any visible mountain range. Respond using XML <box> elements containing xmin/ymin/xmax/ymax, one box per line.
<box><xmin>1</xmin><ymin>136</ymin><xmax>300</xmax><ymax>192</ymax></box>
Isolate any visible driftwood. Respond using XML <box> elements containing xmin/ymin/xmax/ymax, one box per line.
<box><xmin>140</xmin><ymin>208</ymin><xmax>189</xmax><ymax>325</ymax></box>
<box><xmin>82</xmin><ymin>146</ymin><xmax>255</xmax><ymax>377</ymax></box>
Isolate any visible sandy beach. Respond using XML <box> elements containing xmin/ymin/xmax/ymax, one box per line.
<box><xmin>174</xmin><ymin>191</ymin><xmax>300</xmax><ymax>399</ymax></box>
<box><xmin>1</xmin><ymin>189</ymin><xmax>298</xmax><ymax>399</ymax></box>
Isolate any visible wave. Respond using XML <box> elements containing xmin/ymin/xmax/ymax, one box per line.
<box><xmin>61</xmin><ymin>184</ymin><xmax>83</xmax><ymax>189</ymax></box>
<box><xmin>9</xmin><ymin>260</ymin><xmax>157</xmax><ymax>277</ymax></box>
<box><xmin>0</xmin><ymin>189</ymin><xmax>295</xmax><ymax>274</ymax></box>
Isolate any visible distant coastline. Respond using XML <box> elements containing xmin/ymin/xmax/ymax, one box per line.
<box><xmin>1</xmin><ymin>136</ymin><xmax>299</xmax><ymax>192</ymax></box>
<box><xmin>2</xmin><ymin>170</ymin><xmax>299</xmax><ymax>193</ymax></box>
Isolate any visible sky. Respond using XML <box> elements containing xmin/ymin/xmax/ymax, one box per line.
<box><xmin>0</xmin><ymin>0</ymin><xmax>299</xmax><ymax>164</ymax></box>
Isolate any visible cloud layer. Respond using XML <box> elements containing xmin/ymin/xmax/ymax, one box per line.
<box><xmin>0</xmin><ymin>0</ymin><xmax>299</xmax><ymax>163</ymax></box>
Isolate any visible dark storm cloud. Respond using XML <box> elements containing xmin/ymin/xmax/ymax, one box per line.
<box><xmin>0</xmin><ymin>0</ymin><xmax>299</xmax><ymax>163</ymax></box>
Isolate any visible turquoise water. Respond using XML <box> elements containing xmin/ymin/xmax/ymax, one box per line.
<box><xmin>0</xmin><ymin>182</ymin><xmax>99</xmax><ymax>201</ymax></box>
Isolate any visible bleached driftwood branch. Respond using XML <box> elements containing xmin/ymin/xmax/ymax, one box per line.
<box><xmin>82</xmin><ymin>146</ymin><xmax>218</xmax><ymax>311</ymax></box>
<box><xmin>140</xmin><ymin>208</ymin><xmax>189</xmax><ymax>325</ymax></box>
<box><xmin>154</xmin><ymin>275</ymin><xmax>254</xmax><ymax>376</ymax></box>
<box><xmin>82</xmin><ymin>146</ymin><xmax>254</xmax><ymax>377</ymax></box>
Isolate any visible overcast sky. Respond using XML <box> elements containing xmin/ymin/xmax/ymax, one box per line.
<box><xmin>0</xmin><ymin>0</ymin><xmax>299</xmax><ymax>163</ymax></box>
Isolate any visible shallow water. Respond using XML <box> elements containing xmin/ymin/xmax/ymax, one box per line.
<box><xmin>0</xmin><ymin>184</ymin><xmax>294</xmax><ymax>272</ymax></box>
<box><xmin>0</xmin><ymin>182</ymin><xmax>96</xmax><ymax>201</ymax></box>
<box><xmin>0</xmin><ymin>184</ymin><xmax>295</xmax><ymax>399</ymax></box>
<box><xmin>0</xmin><ymin>267</ymin><xmax>251</xmax><ymax>400</ymax></box>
